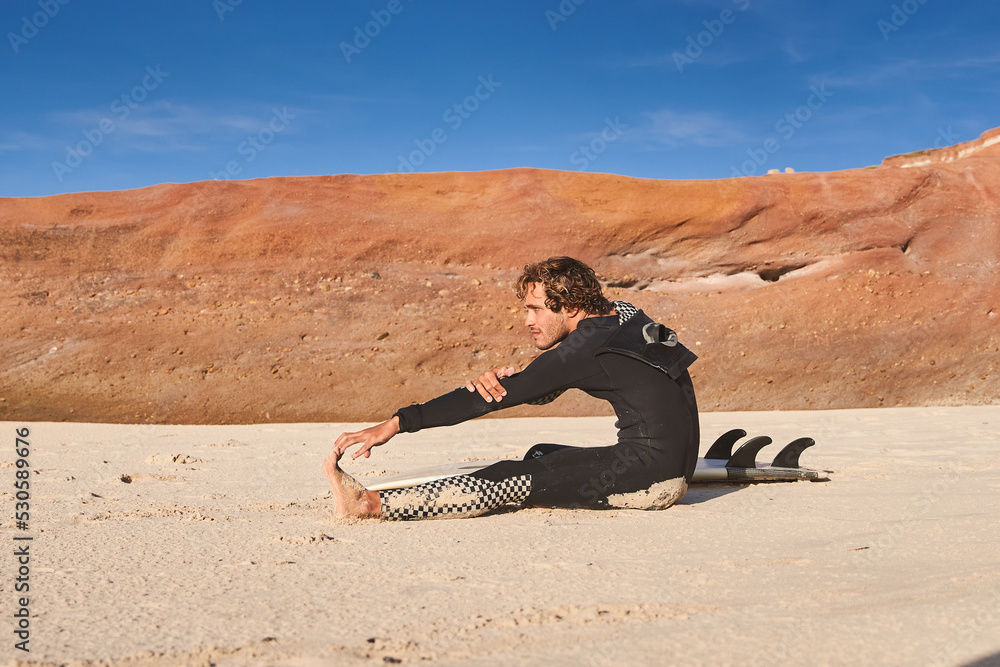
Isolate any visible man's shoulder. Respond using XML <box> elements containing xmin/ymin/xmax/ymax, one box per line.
<box><xmin>596</xmin><ymin>309</ymin><xmax>698</xmax><ymax>380</ymax></box>
<box><xmin>547</xmin><ymin>301</ymin><xmax>650</xmax><ymax>362</ymax></box>
<box><xmin>597</xmin><ymin>308</ymin><xmax>653</xmax><ymax>346</ymax></box>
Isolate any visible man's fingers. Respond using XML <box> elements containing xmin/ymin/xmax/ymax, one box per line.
<box><xmin>484</xmin><ymin>371</ymin><xmax>507</xmax><ymax>400</ymax></box>
<box><xmin>334</xmin><ymin>431</ymin><xmax>363</xmax><ymax>455</ymax></box>
<box><xmin>470</xmin><ymin>366</ymin><xmax>515</xmax><ymax>403</ymax></box>
<box><xmin>474</xmin><ymin>381</ymin><xmax>494</xmax><ymax>402</ymax></box>
<box><xmin>333</xmin><ymin>432</ymin><xmax>351</xmax><ymax>454</ymax></box>
<box><xmin>351</xmin><ymin>440</ymin><xmax>373</xmax><ymax>460</ymax></box>
<box><xmin>474</xmin><ymin>378</ymin><xmax>504</xmax><ymax>402</ymax></box>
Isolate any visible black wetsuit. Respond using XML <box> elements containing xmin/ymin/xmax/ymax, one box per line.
<box><xmin>381</xmin><ymin>303</ymin><xmax>699</xmax><ymax>519</ymax></box>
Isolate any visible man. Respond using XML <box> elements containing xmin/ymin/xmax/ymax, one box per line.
<box><xmin>324</xmin><ymin>256</ymin><xmax>700</xmax><ymax>520</ymax></box>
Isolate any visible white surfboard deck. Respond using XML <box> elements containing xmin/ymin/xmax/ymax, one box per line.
<box><xmin>364</xmin><ymin>456</ymin><xmax>828</xmax><ymax>491</ymax></box>
<box><xmin>365</xmin><ymin>461</ymin><xmax>503</xmax><ymax>491</ymax></box>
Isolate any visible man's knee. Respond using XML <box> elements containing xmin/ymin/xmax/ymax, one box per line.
<box><xmin>471</xmin><ymin>459</ymin><xmax>529</xmax><ymax>483</ymax></box>
<box><xmin>606</xmin><ymin>477</ymin><xmax>688</xmax><ymax>510</ymax></box>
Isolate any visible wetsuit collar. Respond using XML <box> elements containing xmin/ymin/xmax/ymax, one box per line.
<box><xmin>577</xmin><ymin>313</ymin><xmax>618</xmax><ymax>331</ymax></box>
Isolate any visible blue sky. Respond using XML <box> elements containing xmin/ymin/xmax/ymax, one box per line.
<box><xmin>2</xmin><ymin>0</ymin><xmax>998</xmax><ymax>197</ymax></box>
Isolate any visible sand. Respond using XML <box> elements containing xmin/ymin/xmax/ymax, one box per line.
<box><xmin>3</xmin><ymin>406</ymin><xmax>1000</xmax><ymax>666</ymax></box>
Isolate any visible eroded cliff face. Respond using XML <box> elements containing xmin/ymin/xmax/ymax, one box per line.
<box><xmin>2</xmin><ymin>129</ymin><xmax>998</xmax><ymax>424</ymax></box>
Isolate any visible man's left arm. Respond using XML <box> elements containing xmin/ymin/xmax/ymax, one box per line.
<box><xmin>395</xmin><ymin>348</ymin><xmax>587</xmax><ymax>433</ymax></box>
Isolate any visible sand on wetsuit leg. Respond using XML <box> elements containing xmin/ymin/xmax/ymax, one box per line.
<box><xmin>386</xmin><ymin>487</ymin><xmax>490</xmax><ymax>519</ymax></box>
<box><xmin>607</xmin><ymin>477</ymin><xmax>688</xmax><ymax>510</ymax></box>
<box><xmin>381</xmin><ymin>476</ymin><xmax>500</xmax><ymax>520</ymax></box>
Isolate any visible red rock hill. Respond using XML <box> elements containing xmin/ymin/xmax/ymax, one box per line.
<box><xmin>2</xmin><ymin>128</ymin><xmax>998</xmax><ymax>424</ymax></box>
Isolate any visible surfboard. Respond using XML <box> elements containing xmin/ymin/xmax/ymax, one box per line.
<box><xmin>364</xmin><ymin>429</ymin><xmax>831</xmax><ymax>491</ymax></box>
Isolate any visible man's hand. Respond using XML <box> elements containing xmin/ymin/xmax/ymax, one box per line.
<box><xmin>465</xmin><ymin>366</ymin><xmax>516</xmax><ymax>403</ymax></box>
<box><xmin>333</xmin><ymin>416</ymin><xmax>400</xmax><ymax>460</ymax></box>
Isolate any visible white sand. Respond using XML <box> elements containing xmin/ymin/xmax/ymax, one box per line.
<box><xmin>2</xmin><ymin>407</ymin><xmax>999</xmax><ymax>666</ymax></box>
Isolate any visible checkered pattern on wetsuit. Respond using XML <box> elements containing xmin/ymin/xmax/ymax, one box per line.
<box><xmin>611</xmin><ymin>300</ymin><xmax>638</xmax><ymax>325</ymax></box>
<box><xmin>379</xmin><ymin>474</ymin><xmax>532</xmax><ymax>520</ymax></box>
<box><xmin>526</xmin><ymin>301</ymin><xmax>638</xmax><ymax>407</ymax></box>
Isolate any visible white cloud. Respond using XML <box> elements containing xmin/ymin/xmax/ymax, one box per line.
<box><xmin>783</xmin><ymin>39</ymin><xmax>808</xmax><ymax>64</ymax></box>
<box><xmin>50</xmin><ymin>102</ymin><xmax>262</xmax><ymax>137</ymax></box>
<box><xmin>41</xmin><ymin>101</ymin><xmax>302</xmax><ymax>154</ymax></box>
<box><xmin>0</xmin><ymin>131</ymin><xmax>63</xmax><ymax>153</ymax></box>
<box><xmin>631</xmin><ymin>109</ymin><xmax>746</xmax><ymax>149</ymax></box>
<box><xmin>812</xmin><ymin>52</ymin><xmax>1000</xmax><ymax>90</ymax></box>
<box><xmin>624</xmin><ymin>48</ymin><xmax>747</xmax><ymax>71</ymax></box>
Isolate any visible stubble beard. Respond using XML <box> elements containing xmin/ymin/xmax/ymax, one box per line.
<box><xmin>531</xmin><ymin>320</ymin><xmax>570</xmax><ymax>351</ymax></box>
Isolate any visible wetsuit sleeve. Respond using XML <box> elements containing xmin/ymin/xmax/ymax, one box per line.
<box><xmin>393</xmin><ymin>345</ymin><xmax>599</xmax><ymax>433</ymax></box>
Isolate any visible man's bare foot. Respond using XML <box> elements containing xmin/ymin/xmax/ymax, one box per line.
<box><xmin>323</xmin><ymin>449</ymin><xmax>382</xmax><ymax>519</ymax></box>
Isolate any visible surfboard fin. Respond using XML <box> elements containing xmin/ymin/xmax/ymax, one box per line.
<box><xmin>770</xmin><ymin>437</ymin><xmax>815</xmax><ymax>469</ymax></box>
<box><xmin>705</xmin><ymin>429</ymin><xmax>748</xmax><ymax>460</ymax></box>
<box><xmin>726</xmin><ymin>435</ymin><xmax>772</xmax><ymax>468</ymax></box>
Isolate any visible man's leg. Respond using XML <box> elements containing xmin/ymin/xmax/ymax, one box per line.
<box><xmin>377</xmin><ymin>474</ymin><xmax>532</xmax><ymax>520</ymax></box>
<box><xmin>474</xmin><ymin>442</ymin><xmax>688</xmax><ymax>510</ymax></box>
<box><xmin>324</xmin><ymin>449</ymin><xmax>532</xmax><ymax>521</ymax></box>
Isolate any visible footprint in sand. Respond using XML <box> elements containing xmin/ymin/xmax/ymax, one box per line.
<box><xmin>145</xmin><ymin>453</ymin><xmax>204</xmax><ymax>464</ymax></box>
<box><xmin>197</xmin><ymin>440</ymin><xmax>248</xmax><ymax>448</ymax></box>
<box><xmin>119</xmin><ymin>473</ymin><xmax>183</xmax><ymax>483</ymax></box>
<box><xmin>271</xmin><ymin>532</ymin><xmax>337</xmax><ymax>545</ymax></box>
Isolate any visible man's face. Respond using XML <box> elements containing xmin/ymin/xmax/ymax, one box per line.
<box><xmin>523</xmin><ymin>283</ymin><xmax>572</xmax><ymax>350</ymax></box>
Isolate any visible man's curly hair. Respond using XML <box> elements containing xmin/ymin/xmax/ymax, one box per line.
<box><xmin>515</xmin><ymin>256</ymin><xmax>612</xmax><ymax>315</ymax></box>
